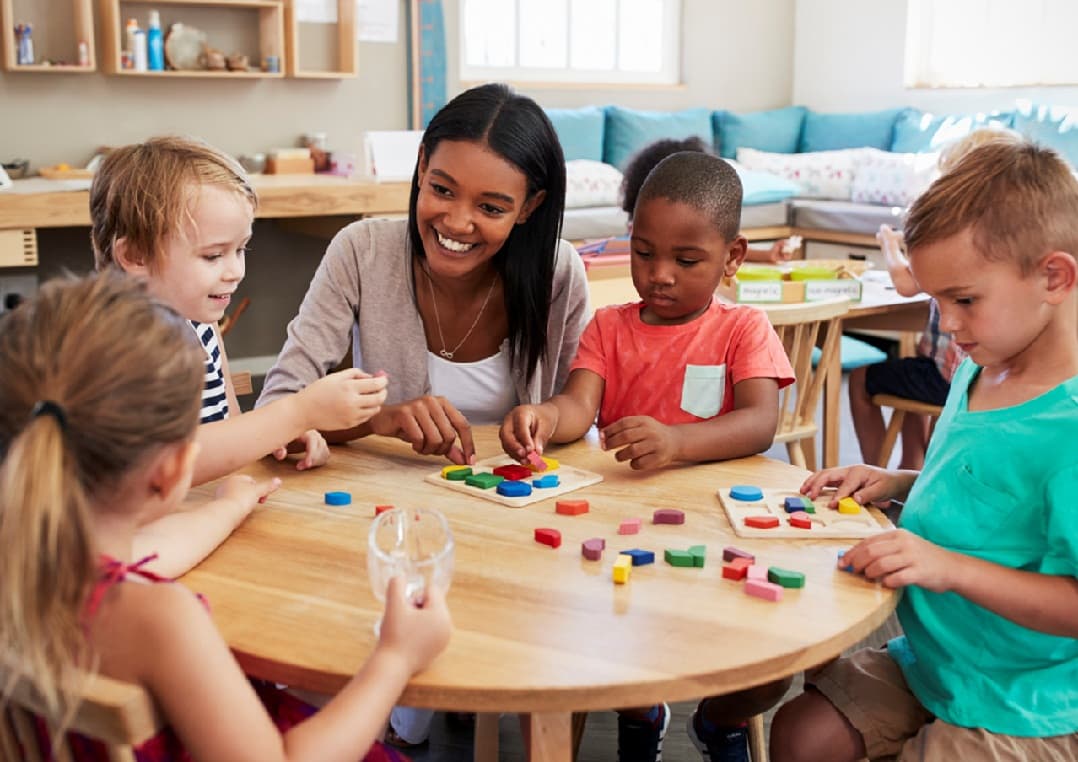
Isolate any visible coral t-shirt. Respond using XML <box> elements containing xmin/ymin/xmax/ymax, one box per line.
<box><xmin>570</xmin><ymin>299</ymin><xmax>794</xmax><ymax>428</ymax></box>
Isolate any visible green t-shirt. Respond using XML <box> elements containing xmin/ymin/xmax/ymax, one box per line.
<box><xmin>897</xmin><ymin>359</ymin><xmax>1078</xmax><ymax>736</ymax></box>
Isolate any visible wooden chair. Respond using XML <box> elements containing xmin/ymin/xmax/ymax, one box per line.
<box><xmin>870</xmin><ymin>393</ymin><xmax>943</xmax><ymax>467</ymax></box>
<box><xmin>229</xmin><ymin>370</ymin><xmax>253</xmax><ymax>397</ymax></box>
<box><xmin>766</xmin><ymin>298</ymin><xmax>851</xmax><ymax>472</ymax></box>
<box><xmin>0</xmin><ymin>661</ymin><xmax>165</xmax><ymax>762</ymax></box>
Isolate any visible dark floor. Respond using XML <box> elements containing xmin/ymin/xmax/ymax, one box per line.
<box><xmin>401</xmin><ymin>372</ymin><xmax>903</xmax><ymax>761</ymax></box>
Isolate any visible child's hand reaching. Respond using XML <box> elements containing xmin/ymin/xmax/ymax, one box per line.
<box><xmin>377</xmin><ymin>575</ymin><xmax>452</xmax><ymax>675</ymax></box>
<box><xmin>800</xmin><ymin>465</ymin><xmax>914</xmax><ymax>508</ymax></box>
<box><xmin>600</xmin><ymin>416</ymin><xmax>681</xmax><ymax>470</ymax></box>
<box><xmin>500</xmin><ymin>403</ymin><xmax>558</xmax><ymax>462</ymax></box>
<box><xmin>297</xmin><ymin>368</ymin><xmax>389</xmax><ymax>432</ymax></box>
<box><xmin>214</xmin><ymin>474</ymin><xmax>282</xmax><ymax>511</ymax></box>
<box><xmin>840</xmin><ymin>529</ymin><xmax>955</xmax><ymax>592</ymax></box>
<box><xmin>273</xmin><ymin>429</ymin><xmax>329</xmax><ymax>471</ymax></box>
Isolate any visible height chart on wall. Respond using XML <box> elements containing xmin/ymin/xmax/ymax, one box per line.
<box><xmin>409</xmin><ymin>0</ymin><xmax>447</xmax><ymax>129</ymax></box>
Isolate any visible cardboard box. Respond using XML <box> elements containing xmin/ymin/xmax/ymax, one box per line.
<box><xmin>265</xmin><ymin>157</ymin><xmax>316</xmax><ymax>175</ymax></box>
<box><xmin>735</xmin><ymin>278</ymin><xmax>863</xmax><ymax>304</ymax></box>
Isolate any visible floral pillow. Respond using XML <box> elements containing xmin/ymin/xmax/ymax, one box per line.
<box><xmin>565</xmin><ymin>159</ymin><xmax>624</xmax><ymax>209</ymax></box>
<box><xmin>736</xmin><ymin>147</ymin><xmax>868</xmax><ymax>200</ymax></box>
<box><xmin>850</xmin><ymin>148</ymin><xmax>940</xmax><ymax>207</ymax></box>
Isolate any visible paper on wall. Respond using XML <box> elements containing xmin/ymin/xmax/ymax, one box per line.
<box><xmin>357</xmin><ymin>0</ymin><xmax>399</xmax><ymax>43</ymax></box>
<box><xmin>295</xmin><ymin>0</ymin><xmax>337</xmax><ymax>23</ymax></box>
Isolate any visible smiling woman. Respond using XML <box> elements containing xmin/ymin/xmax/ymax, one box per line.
<box><xmin>258</xmin><ymin>83</ymin><xmax>591</xmax><ymax>466</ymax></box>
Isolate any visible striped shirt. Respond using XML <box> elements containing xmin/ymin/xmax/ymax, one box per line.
<box><xmin>189</xmin><ymin>321</ymin><xmax>229</xmax><ymax>423</ymax></box>
<box><xmin>917</xmin><ymin>299</ymin><xmax>967</xmax><ymax>384</ymax></box>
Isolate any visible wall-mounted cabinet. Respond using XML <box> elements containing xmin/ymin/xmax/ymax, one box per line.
<box><xmin>1</xmin><ymin>0</ymin><xmax>96</xmax><ymax>72</ymax></box>
<box><xmin>285</xmin><ymin>0</ymin><xmax>356</xmax><ymax>79</ymax></box>
<box><xmin>99</xmin><ymin>0</ymin><xmax>285</xmax><ymax>78</ymax></box>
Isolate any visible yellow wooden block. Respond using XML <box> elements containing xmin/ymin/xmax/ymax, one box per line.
<box><xmin>441</xmin><ymin>465</ymin><xmax>470</xmax><ymax>479</ymax></box>
<box><xmin>613</xmin><ymin>555</ymin><xmax>632</xmax><ymax>584</ymax></box>
<box><xmin>838</xmin><ymin>497</ymin><xmax>862</xmax><ymax>515</ymax></box>
<box><xmin>527</xmin><ymin>456</ymin><xmax>559</xmax><ymax>472</ymax></box>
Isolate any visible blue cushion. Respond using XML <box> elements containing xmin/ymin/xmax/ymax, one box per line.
<box><xmin>726</xmin><ymin>161</ymin><xmax>801</xmax><ymax>205</ymax></box>
<box><xmin>1012</xmin><ymin>101</ymin><xmax>1078</xmax><ymax>167</ymax></box>
<box><xmin>811</xmin><ymin>336</ymin><xmax>888</xmax><ymax>371</ymax></box>
<box><xmin>545</xmin><ymin>106</ymin><xmax>606</xmax><ymax>162</ymax></box>
<box><xmin>714</xmin><ymin>107</ymin><xmax>806</xmax><ymax>159</ymax></box>
<box><xmin>891</xmin><ymin>109</ymin><xmax>1015</xmax><ymax>153</ymax></box>
<box><xmin>800</xmin><ymin>108</ymin><xmax>906</xmax><ymax>152</ymax></box>
<box><xmin>602</xmin><ymin>106</ymin><xmax>714</xmax><ymax>170</ymax></box>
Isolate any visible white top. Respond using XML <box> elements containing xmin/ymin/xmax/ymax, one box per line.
<box><xmin>426</xmin><ymin>342</ymin><xmax>516</xmax><ymax>425</ymax></box>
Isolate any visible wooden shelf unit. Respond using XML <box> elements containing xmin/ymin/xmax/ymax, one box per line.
<box><xmin>99</xmin><ymin>0</ymin><xmax>284</xmax><ymax>78</ymax></box>
<box><xmin>284</xmin><ymin>0</ymin><xmax>355</xmax><ymax>79</ymax></box>
<box><xmin>1</xmin><ymin>0</ymin><xmax>96</xmax><ymax>72</ymax></box>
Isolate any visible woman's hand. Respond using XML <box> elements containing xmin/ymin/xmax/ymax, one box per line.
<box><xmin>800</xmin><ymin>464</ymin><xmax>915</xmax><ymax>508</ymax></box>
<box><xmin>368</xmin><ymin>396</ymin><xmax>476</xmax><ymax>465</ymax></box>
<box><xmin>499</xmin><ymin>403</ymin><xmax>558</xmax><ymax>461</ymax></box>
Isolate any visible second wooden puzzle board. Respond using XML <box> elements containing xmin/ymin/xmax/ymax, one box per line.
<box><xmin>425</xmin><ymin>455</ymin><xmax>603</xmax><ymax>507</ymax></box>
<box><xmin>716</xmin><ymin>486</ymin><xmax>893</xmax><ymax>539</ymax></box>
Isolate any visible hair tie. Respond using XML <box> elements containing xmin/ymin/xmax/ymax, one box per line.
<box><xmin>31</xmin><ymin>400</ymin><xmax>68</xmax><ymax>431</ymax></box>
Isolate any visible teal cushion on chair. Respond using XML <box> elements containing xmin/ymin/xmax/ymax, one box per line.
<box><xmin>715</xmin><ymin>106</ymin><xmax>806</xmax><ymax>159</ymax></box>
<box><xmin>602</xmin><ymin>106</ymin><xmax>714</xmax><ymax>170</ymax></box>
<box><xmin>800</xmin><ymin>108</ymin><xmax>906</xmax><ymax>152</ymax></box>
<box><xmin>546</xmin><ymin>106</ymin><xmax>606</xmax><ymax>162</ymax></box>
<box><xmin>812</xmin><ymin>336</ymin><xmax>888</xmax><ymax>371</ymax></box>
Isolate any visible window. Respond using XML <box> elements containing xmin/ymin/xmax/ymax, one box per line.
<box><xmin>905</xmin><ymin>0</ymin><xmax>1078</xmax><ymax>88</ymax></box>
<box><xmin>460</xmin><ymin>0</ymin><xmax>680</xmax><ymax>85</ymax></box>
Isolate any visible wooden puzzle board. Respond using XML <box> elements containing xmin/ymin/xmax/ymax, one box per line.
<box><xmin>425</xmin><ymin>456</ymin><xmax>603</xmax><ymax>508</ymax></box>
<box><xmin>716</xmin><ymin>486</ymin><xmax>893</xmax><ymax>539</ymax></box>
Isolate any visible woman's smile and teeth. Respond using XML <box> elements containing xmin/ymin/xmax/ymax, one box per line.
<box><xmin>435</xmin><ymin>229</ymin><xmax>477</xmax><ymax>254</ymax></box>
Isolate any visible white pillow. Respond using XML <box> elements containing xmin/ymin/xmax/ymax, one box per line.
<box><xmin>850</xmin><ymin>148</ymin><xmax>940</xmax><ymax>207</ymax></box>
<box><xmin>736</xmin><ymin>147</ymin><xmax>868</xmax><ymax>200</ymax></box>
<box><xmin>565</xmin><ymin>159</ymin><xmax>623</xmax><ymax>209</ymax></box>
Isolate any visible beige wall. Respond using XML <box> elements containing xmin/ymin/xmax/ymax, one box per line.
<box><xmin>792</xmin><ymin>0</ymin><xmax>1078</xmax><ymax>112</ymax></box>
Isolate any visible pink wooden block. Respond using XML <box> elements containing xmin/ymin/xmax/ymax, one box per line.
<box><xmin>747</xmin><ymin>564</ymin><xmax>768</xmax><ymax>581</ymax></box>
<box><xmin>745</xmin><ymin>579</ymin><xmax>784</xmax><ymax>602</ymax></box>
<box><xmin>618</xmin><ymin>518</ymin><xmax>642</xmax><ymax>535</ymax></box>
<box><xmin>789</xmin><ymin>511</ymin><xmax>813</xmax><ymax>529</ymax></box>
<box><xmin>652</xmin><ymin>508</ymin><xmax>685</xmax><ymax>525</ymax></box>
<box><xmin>526</xmin><ymin>450</ymin><xmax>547</xmax><ymax>471</ymax></box>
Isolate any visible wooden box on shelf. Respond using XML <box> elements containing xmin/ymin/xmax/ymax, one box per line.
<box><xmin>1</xmin><ymin>0</ymin><xmax>96</xmax><ymax>72</ymax></box>
<box><xmin>284</xmin><ymin>0</ymin><xmax>355</xmax><ymax>78</ymax></box>
<box><xmin>99</xmin><ymin>0</ymin><xmax>285</xmax><ymax>78</ymax></box>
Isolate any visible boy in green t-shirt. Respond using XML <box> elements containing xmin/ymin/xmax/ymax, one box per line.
<box><xmin>771</xmin><ymin>138</ymin><xmax>1078</xmax><ymax>760</ymax></box>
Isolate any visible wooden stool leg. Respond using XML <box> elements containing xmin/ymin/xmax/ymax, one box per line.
<box><xmin>571</xmin><ymin>712</ymin><xmax>588</xmax><ymax>760</ymax></box>
<box><xmin>877</xmin><ymin>409</ymin><xmax>906</xmax><ymax>468</ymax></box>
<box><xmin>801</xmin><ymin>435</ymin><xmax>817</xmax><ymax>473</ymax></box>
<box><xmin>785</xmin><ymin>441</ymin><xmax>806</xmax><ymax>470</ymax></box>
<box><xmin>748</xmin><ymin>713</ymin><xmax>768</xmax><ymax>762</ymax></box>
<box><xmin>474</xmin><ymin>713</ymin><xmax>499</xmax><ymax>762</ymax></box>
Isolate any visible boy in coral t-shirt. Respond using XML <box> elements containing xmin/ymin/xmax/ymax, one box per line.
<box><xmin>501</xmin><ymin>150</ymin><xmax>793</xmax><ymax>471</ymax></box>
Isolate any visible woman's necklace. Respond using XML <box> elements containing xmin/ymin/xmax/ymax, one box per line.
<box><xmin>425</xmin><ymin>267</ymin><xmax>498</xmax><ymax>360</ymax></box>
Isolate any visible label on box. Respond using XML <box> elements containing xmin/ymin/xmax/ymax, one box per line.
<box><xmin>736</xmin><ymin>282</ymin><xmax>784</xmax><ymax>303</ymax></box>
<box><xmin>805</xmin><ymin>280</ymin><xmax>863</xmax><ymax>302</ymax></box>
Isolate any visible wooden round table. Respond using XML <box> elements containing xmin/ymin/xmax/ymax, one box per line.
<box><xmin>184</xmin><ymin>427</ymin><xmax>895</xmax><ymax>760</ymax></box>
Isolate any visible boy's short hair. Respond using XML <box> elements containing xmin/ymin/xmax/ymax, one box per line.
<box><xmin>635</xmin><ymin>151</ymin><xmax>742</xmax><ymax>241</ymax></box>
<box><xmin>620</xmin><ymin>136</ymin><xmax>712</xmax><ymax>217</ymax></box>
<box><xmin>906</xmin><ymin>138</ymin><xmax>1078</xmax><ymax>274</ymax></box>
<box><xmin>90</xmin><ymin>136</ymin><xmax>256</xmax><ymax>271</ymax></box>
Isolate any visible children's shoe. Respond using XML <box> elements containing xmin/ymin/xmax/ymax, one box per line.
<box><xmin>685</xmin><ymin>707</ymin><xmax>749</xmax><ymax>762</ymax></box>
<box><xmin>617</xmin><ymin>703</ymin><xmax>671</xmax><ymax>762</ymax></box>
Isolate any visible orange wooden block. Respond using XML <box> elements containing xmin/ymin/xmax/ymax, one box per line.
<box><xmin>556</xmin><ymin>499</ymin><xmax>589</xmax><ymax>516</ymax></box>
<box><xmin>266</xmin><ymin>156</ymin><xmax>315</xmax><ymax>174</ymax></box>
<box><xmin>375</xmin><ymin>504</ymin><xmax>394</xmax><ymax>515</ymax></box>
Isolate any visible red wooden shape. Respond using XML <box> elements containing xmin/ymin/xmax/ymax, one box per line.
<box><xmin>556</xmin><ymin>499</ymin><xmax>590</xmax><ymax>516</ymax></box>
<box><xmin>534</xmin><ymin>528</ymin><xmax>562</xmax><ymax>549</ymax></box>
<box><xmin>745</xmin><ymin>515</ymin><xmax>780</xmax><ymax>529</ymax></box>
<box><xmin>493</xmin><ymin>464</ymin><xmax>533</xmax><ymax>481</ymax></box>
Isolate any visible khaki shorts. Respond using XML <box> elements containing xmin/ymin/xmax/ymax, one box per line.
<box><xmin>808</xmin><ymin>647</ymin><xmax>1078</xmax><ymax>761</ymax></box>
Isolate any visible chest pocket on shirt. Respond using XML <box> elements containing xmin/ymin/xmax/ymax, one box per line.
<box><xmin>924</xmin><ymin>464</ymin><xmax>1022</xmax><ymax>551</ymax></box>
<box><xmin>680</xmin><ymin>364</ymin><xmax>726</xmax><ymax>419</ymax></box>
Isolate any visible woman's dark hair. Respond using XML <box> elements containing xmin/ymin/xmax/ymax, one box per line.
<box><xmin>620</xmin><ymin>136</ymin><xmax>712</xmax><ymax>218</ymax></box>
<box><xmin>407</xmin><ymin>83</ymin><xmax>566</xmax><ymax>384</ymax></box>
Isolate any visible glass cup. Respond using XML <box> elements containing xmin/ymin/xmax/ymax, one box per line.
<box><xmin>367</xmin><ymin>507</ymin><xmax>454</xmax><ymax>635</ymax></box>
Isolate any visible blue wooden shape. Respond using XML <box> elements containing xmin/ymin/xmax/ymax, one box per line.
<box><xmin>324</xmin><ymin>491</ymin><xmax>352</xmax><ymax>506</ymax></box>
<box><xmin>619</xmin><ymin>549</ymin><xmax>655</xmax><ymax>566</ymax></box>
<box><xmin>730</xmin><ymin>485</ymin><xmax>764</xmax><ymax>502</ymax></box>
<box><xmin>532</xmin><ymin>474</ymin><xmax>560</xmax><ymax>489</ymax></box>
<box><xmin>784</xmin><ymin>496</ymin><xmax>806</xmax><ymax>512</ymax></box>
<box><xmin>496</xmin><ymin>480</ymin><xmax>532</xmax><ymax>498</ymax></box>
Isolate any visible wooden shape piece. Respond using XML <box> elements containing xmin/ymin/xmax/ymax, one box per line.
<box><xmin>664</xmin><ymin>549</ymin><xmax>694</xmax><ymax>567</ymax></box>
<box><xmin>768</xmin><ymin>566</ymin><xmax>806</xmax><ymax>589</ymax></box>
<box><xmin>613</xmin><ymin>554</ymin><xmax>632</xmax><ymax>584</ymax></box>
<box><xmin>745</xmin><ymin>579</ymin><xmax>784</xmax><ymax>602</ymax></box>
<box><xmin>745</xmin><ymin>515</ymin><xmax>780</xmax><ymax>529</ymax></box>
<box><xmin>730</xmin><ymin>485</ymin><xmax>765</xmax><ymax>501</ymax></box>
<box><xmin>688</xmin><ymin>544</ymin><xmax>706</xmax><ymax>568</ymax></box>
<box><xmin>620</xmin><ymin>549</ymin><xmax>655</xmax><ymax>566</ymax></box>
<box><xmin>722</xmin><ymin>557</ymin><xmax>752</xmax><ymax>580</ymax></box>
<box><xmin>618</xmin><ymin>518</ymin><xmax>642</xmax><ymax>535</ymax></box>
<box><xmin>652</xmin><ymin>508</ymin><xmax>685</xmax><ymax>525</ymax></box>
<box><xmin>581</xmin><ymin>538</ymin><xmax>605</xmax><ymax>561</ymax></box>
<box><xmin>497</xmin><ymin>480</ymin><xmax>533</xmax><ymax>498</ymax></box>
<box><xmin>722</xmin><ymin>546</ymin><xmax>756</xmax><ymax>563</ymax></box>
<box><xmin>526</xmin><ymin>450</ymin><xmax>548</xmax><ymax>471</ymax></box>
<box><xmin>788</xmin><ymin>512</ymin><xmax>813</xmax><ymax>530</ymax></box>
<box><xmin>442</xmin><ymin>465</ymin><xmax>472</xmax><ymax>480</ymax></box>
<box><xmin>837</xmin><ymin>497</ymin><xmax>862</xmax><ymax>515</ymax></box>
<box><xmin>534</xmin><ymin>528</ymin><xmax>562</xmax><ymax>549</ymax></box>
<box><xmin>533</xmin><ymin>474</ymin><xmax>560</xmax><ymax>489</ymax></box>
<box><xmin>783</xmin><ymin>496</ymin><xmax>805</xmax><ymax>513</ymax></box>
<box><xmin>465</xmin><ymin>472</ymin><xmax>504</xmax><ymax>490</ymax></box>
<box><xmin>493</xmin><ymin>464</ymin><xmax>533</xmax><ymax>481</ymax></box>
<box><xmin>746</xmin><ymin>564</ymin><xmax>768</xmax><ymax>581</ymax></box>
<box><xmin>324</xmin><ymin>491</ymin><xmax>351</xmax><ymax>506</ymax></box>
<box><xmin>556</xmin><ymin>499</ymin><xmax>589</xmax><ymax>516</ymax></box>
<box><xmin>375</xmin><ymin>504</ymin><xmax>394</xmax><ymax>515</ymax></box>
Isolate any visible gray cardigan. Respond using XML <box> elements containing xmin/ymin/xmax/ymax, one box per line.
<box><xmin>258</xmin><ymin>218</ymin><xmax>591</xmax><ymax>409</ymax></box>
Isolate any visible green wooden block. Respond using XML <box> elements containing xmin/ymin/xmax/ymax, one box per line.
<box><xmin>465</xmin><ymin>472</ymin><xmax>504</xmax><ymax>490</ymax></box>
<box><xmin>767</xmin><ymin>566</ymin><xmax>805</xmax><ymax>589</ymax></box>
<box><xmin>688</xmin><ymin>544</ymin><xmax>706</xmax><ymax>568</ymax></box>
<box><xmin>664</xmin><ymin>549</ymin><xmax>694</xmax><ymax>567</ymax></box>
<box><xmin>445</xmin><ymin>467</ymin><xmax>473</xmax><ymax>481</ymax></box>
<box><xmin>802</xmin><ymin>497</ymin><xmax>815</xmax><ymax>514</ymax></box>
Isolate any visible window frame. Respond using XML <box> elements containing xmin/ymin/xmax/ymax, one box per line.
<box><xmin>458</xmin><ymin>0</ymin><xmax>682</xmax><ymax>86</ymax></box>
